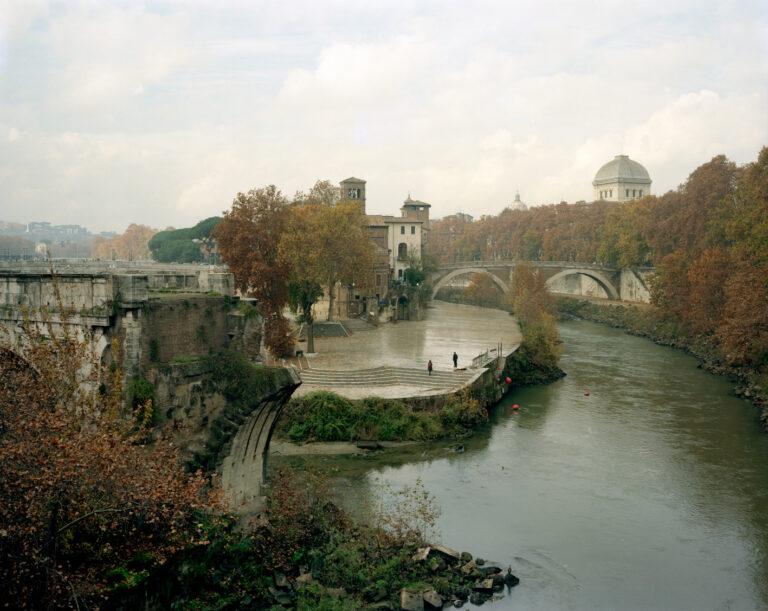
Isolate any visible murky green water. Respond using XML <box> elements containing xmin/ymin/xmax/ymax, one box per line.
<box><xmin>274</xmin><ymin>319</ymin><xmax>768</xmax><ymax>610</ymax></box>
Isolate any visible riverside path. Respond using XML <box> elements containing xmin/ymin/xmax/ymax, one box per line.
<box><xmin>293</xmin><ymin>301</ymin><xmax>522</xmax><ymax>399</ymax></box>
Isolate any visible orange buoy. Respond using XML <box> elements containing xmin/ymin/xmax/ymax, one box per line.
<box><xmin>584</xmin><ymin>391</ymin><xmax>590</xmax><ymax>396</ymax></box>
<box><xmin>512</xmin><ymin>404</ymin><xmax>519</xmax><ymax>410</ymax></box>
<box><xmin>505</xmin><ymin>377</ymin><xmax>512</xmax><ymax>384</ymax></box>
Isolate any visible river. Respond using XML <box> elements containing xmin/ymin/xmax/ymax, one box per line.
<box><xmin>274</xmin><ymin>315</ymin><xmax>768</xmax><ymax>610</ymax></box>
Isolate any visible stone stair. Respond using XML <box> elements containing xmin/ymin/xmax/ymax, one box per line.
<box><xmin>299</xmin><ymin>366</ymin><xmax>478</xmax><ymax>390</ymax></box>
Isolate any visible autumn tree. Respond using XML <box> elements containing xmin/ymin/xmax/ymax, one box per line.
<box><xmin>508</xmin><ymin>262</ymin><xmax>561</xmax><ymax>368</ymax></box>
<box><xmin>597</xmin><ymin>200</ymin><xmax>651</xmax><ymax>267</ymax></box>
<box><xmin>0</xmin><ymin>284</ymin><xmax>219</xmax><ymax>608</ymax></box>
<box><xmin>92</xmin><ymin>223</ymin><xmax>158</xmax><ymax>260</ymax></box>
<box><xmin>463</xmin><ymin>272</ymin><xmax>503</xmax><ymax>307</ymax></box>
<box><xmin>213</xmin><ymin>186</ymin><xmax>294</xmax><ymax>357</ymax></box>
<box><xmin>293</xmin><ymin>179</ymin><xmax>342</xmax><ymax>207</ymax></box>
<box><xmin>283</xmin><ymin>197</ymin><xmax>375</xmax><ymax>322</ymax></box>
<box><xmin>279</xmin><ymin>198</ymin><xmax>375</xmax><ymax>351</ymax></box>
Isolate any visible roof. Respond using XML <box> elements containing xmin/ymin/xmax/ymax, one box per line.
<box><xmin>403</xmin><ymin>195</ymin><xmax>431</xmax><ymax>207</ymax></box>
<box><xmin>341</xmin><ymin>176</ymin><xmax>366</xmax><ymax>184</ymax></box>
<box><xmin>366</xmin><ymin>214</ymin><xmax>423</xmax><ymax>226</ymax></box>
<box><xmin>593</xmin><ymin>155</ymin><xmax>651</xmax><ymax>186</ymax></box>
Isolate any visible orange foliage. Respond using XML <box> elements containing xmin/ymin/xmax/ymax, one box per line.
<box><xmin>92</xmin><ymin>223</ymin><xmax>158</xmax><ymax>260</ymax></box>
<box><xmin>0</xmin><ymin>287</ymin><xmax>221</xmax><ymax>608</ymax></box>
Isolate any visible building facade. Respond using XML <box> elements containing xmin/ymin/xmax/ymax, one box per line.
<box><xmin>330</xmin><ymin>178</ymin><xmax>430</xmax><ymax>319</ymax></box>
<box><xmin>593</xmin><ymin>154</ymin><xmax>652</xmax><ymax>202</ymax></box>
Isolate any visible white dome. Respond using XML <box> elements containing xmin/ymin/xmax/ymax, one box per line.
<box><xmin>593</xmin><ymin>155</ymin><xmax>651</xmax><ymax>186</ymax></box>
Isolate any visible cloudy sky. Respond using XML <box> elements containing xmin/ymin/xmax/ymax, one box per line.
<box><xmin>1</xmin><ymin>0</ymin><xmax>766</xmax><ymax>233</ymax></box>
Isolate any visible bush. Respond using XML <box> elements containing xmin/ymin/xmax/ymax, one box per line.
<box><xmin>126</xmin><ymin>376</ymin><xmax>157</xmax><ymax>426</ymax></box>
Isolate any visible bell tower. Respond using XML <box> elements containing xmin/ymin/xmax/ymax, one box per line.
<box><xmin>339</xmin><ymin>177</ymin><xmax>367</xmax><ymax>214</ymax></box>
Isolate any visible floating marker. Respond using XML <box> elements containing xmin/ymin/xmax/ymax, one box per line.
<box><xmin>506</xmin><ymin>377</ymin><xmax>512</xmax><ymax>384</ymax></box>
<box><xmin>512</xmin><ymin>404</ymin><xmax>519</xmax><ymax>410</ymax></box>
<box><xmin>584</xmin><ymin>391</ymin><xmax>590</xmax><ymax>396</ymax></box>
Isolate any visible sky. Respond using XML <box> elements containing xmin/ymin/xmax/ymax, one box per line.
<box><xmin>0</xmin><ymin>0</ymin><xmax>766</xmax><ymax>234</ymax></box>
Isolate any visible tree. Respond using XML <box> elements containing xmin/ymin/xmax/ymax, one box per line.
<box><xmin>92</xmin><ymin>223</ymin><xmax>158</xmax><ymax>260</ymax></box>
<box><xmin>294</xmin><ymin>179</ymin><xmax>341</xmax><ymax>207</ymax></box>
<box><xmin>508</xmin><ymin>262</ymin><xmax>561</xmax><ymax>367</ymax></box>
<box><xmin>283</xmin><ymin>198</ymin><xmax>375</xmax><ymax>322</ymax></box>
<box><xmin>148</xmin><ymin>217</ymin><xmax>221</xmax><ymax>263</ymax></box>
<box><xmin>0</xmin><ymin>283</ymin><xmax>219</xmax><ymax>608</ymax></box>
<box><xmin>213</xmin><ymin>187</ymin><xmax>294</xmax><ymax>357</ymax></box>
<box><xmin>403</xmin><ymin>266</ymin><xmax>426</xmax><ymax>287</ymax></box>
<box><xmin>509</xmin><ymin>262</ymin><xmax>553</xmax><ymax>324</ymax></box>
<box><xmin>597</xmin><ymin>200</ymin><xmax>651</xmax><ymax>267</ymax></box>
<box><xmin>463</xmin><ymin>272</ymin><xmax>503</xmax><ymax>307</ymax></box>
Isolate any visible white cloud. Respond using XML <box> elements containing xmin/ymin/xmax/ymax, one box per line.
<box><xmin>47</xmin><ymin>6</ymin><xmax>196</xmax><ymax>112</ymax></box>
<box><xmin>0</xmin><ymin>1</ymin><xmax>766</xmax><ymax>231</ymax></box>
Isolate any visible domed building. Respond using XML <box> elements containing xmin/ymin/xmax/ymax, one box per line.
<box><xmin>508</xmin><ymin>190</ymin><xmax>528</xmax><ymax>211</ymax></box>
<box><xmin>593</xmin><ymin>154</ymin><xmax>651</xmax><ymax>202</ymax></box>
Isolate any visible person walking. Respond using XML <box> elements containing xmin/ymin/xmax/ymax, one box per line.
<box><xmin>453</xmin><ymin>351</ymin><xmax>458</xmax><ymax>368</ymax></box>
<box><xmin>427</xmin><ymin>360</ymin><xmax>433</xmax><ymax>376</ymax></box>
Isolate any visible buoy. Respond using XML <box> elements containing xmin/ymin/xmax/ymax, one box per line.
<box><xmin>512</xmin><ymin>404</ymin><xmax>519</xmax><ymax>410</ymax></box>
<box><xmin>505</xmin><ymin>377</ymin><xmax>512</xmax><ymax>384</ymax></box>
<box><xmin>584</xmin><ymin>391</ymin><xmax>590</xmax><ymax>396</ymax></box>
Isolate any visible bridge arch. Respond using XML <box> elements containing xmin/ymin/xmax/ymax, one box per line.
<box><xmin>431</xmin><ymin>268</ymin><xmax>509</xmax><ymax>299</ymax></box>
<box><xmin>545</xmin><ymin>269</ymin><xmax>620</xmax><ymax>300</ymax></box>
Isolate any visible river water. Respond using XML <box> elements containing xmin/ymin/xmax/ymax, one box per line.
<box><xmin>275</xmin><ymin>316</ymin><xmax>768</xmax><ymax>610</ymax></box>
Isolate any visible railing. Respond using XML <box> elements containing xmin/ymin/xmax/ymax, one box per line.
<box><xmin>436</xmin><ymin>260</ymin><xmax>623</xmax><ymax>272</ymax></box>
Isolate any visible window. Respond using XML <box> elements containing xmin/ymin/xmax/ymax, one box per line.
<box><xmin>397</xmin><ymin>242</ymin><xmax>408</xmax><ymax>259</ymax></box>
<box><xmin>400</xmin><ymin>226</ymin><xmax>405</xmax><ymax>234</ymax></box>
<box><xmin>626</xmin><ymin>189</ymin><xmax>629</xmax><ymax>197</ymax></box>
<box><xmin>639</xmin><ymin>190</ymin><xmax>643</xmax><ymax>197</ymax></box>
<box><xmin>632</xmin><ymin>189</ymin><xmax>636</xmax><ymax>197</ymax></box>
<box><xmin>599</xmin><ymin>191</ymin><xmax>603</xmax><ymax>199</ymax></box>
<box><xmin>411</xmin><ymin>225</ymin><xmax>415</xmax><ymax>234</ymax></box>
<box><xmin>348</xmin><ymin>189</ymin><xmax>357</xmax><ymax>199</ymax></box>
<box><xmin>610</xmin><ymin>190</ymin><xmax>613</xmax><ymax>197</ymax></box>
<box><xmin>398</xmin><ymin>269</ymin><xmax>403</xmax><ymax>278</ymax></box>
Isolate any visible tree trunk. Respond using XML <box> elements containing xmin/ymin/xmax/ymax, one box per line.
<box><xmin>327</xmin><ymin>282</ymin><xmax>335</xmax><ymax>321</ymax></box>
<box><xmin>305</xmin><ymin>307</ymin><xmax>315</xmax><ymax>353</ymax></box>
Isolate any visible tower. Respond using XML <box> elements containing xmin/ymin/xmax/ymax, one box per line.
<box><xmin>339</xmin><ymin>177</ymin><xmax>367</xmax><ymax>214</ymax></box>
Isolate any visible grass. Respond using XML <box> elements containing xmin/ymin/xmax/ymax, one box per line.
<box><xmin>276</xmin><ymin>390</ymin><xmax>487</xmax><ymax>443</ymax></box>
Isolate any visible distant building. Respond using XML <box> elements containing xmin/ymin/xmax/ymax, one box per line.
<box><xmin>327</xmin><ymin>178</ymin><xmax>431</xmax><ymax>319</ymax></box>
<box><xmin>593</xmin><ymin>154</ymin><xmax>652</xmax><ymax>202</ymax></box>
<box><xmin>508</xmin><ymin>191</ymin><xmax>528</xmax><ymax>211</ymax></box>
<box><xmin>441</xmin><ymin>212</ymin><xmax>474</xmax><ymax>223</ymax></box>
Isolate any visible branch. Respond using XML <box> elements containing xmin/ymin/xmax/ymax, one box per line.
<box><xmin>57</xmin><ymin>507</ymin><xmax>124</xmax><ymax>535</ymax></box>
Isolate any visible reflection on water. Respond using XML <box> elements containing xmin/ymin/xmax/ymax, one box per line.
<box><xmin>272</xmin><ymin>317</ymin><xmax>768</xmax><ymax>610</ymax></box>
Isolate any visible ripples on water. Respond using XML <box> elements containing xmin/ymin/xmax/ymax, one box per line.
<box><xmin>276</xmin><ymin>318</ymin><xmax>768</xmax><ymax>610</ymax></box>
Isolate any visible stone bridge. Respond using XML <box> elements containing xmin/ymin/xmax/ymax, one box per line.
<box><xmin>0</xmin><ymin>260</ymin><xmax>300</xmax><ymax>511</ymax></box>
<box><xmin>430</xmin><ymin>260</ymin><xmax>654</xmax><ymax>303</ymax></box>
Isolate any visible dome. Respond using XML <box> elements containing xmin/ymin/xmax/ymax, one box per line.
<box><xmin>593</xmin><ymin>155</ymin><xmax>651</xmax><ymax>186</ymax></box>
<box><xmin>508</xmin><ymin>190</ymin><xmax>527</xmax><ymax>211</ymax></box>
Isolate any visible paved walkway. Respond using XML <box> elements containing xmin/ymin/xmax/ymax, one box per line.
<box><xmin>293</xmin><ymin>301</ymin><xmax>521</xmax><ymax>399</ymax></box>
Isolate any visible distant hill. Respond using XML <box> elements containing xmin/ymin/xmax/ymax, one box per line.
<box><xmin>148</xmin><ymin>217</ymin><xmax>221</xmax><ymax>263</ymax></box>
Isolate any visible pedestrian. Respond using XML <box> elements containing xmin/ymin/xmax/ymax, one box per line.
<box><xmin>453</xmin><ymin>351</ymin><xmax>458</xmax><ymax>368</ymax></box>
<box><xmin>428</xmin><ymin>360</ymin><xmax>433</xmax><ymax>376</ymax></box>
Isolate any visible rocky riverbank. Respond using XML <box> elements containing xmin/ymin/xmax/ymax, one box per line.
<box><xmin>556</xmin><ymin>297</ymin><xmax>768</xmax><ymax>432</ymax></box>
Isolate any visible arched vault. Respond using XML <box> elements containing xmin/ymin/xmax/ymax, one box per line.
<box><xmin>431</xmin><ymin>268</ymin><xmax>509</xmax><ymax>299</ymax></box>
<box><xmin>545</xmin><ymin>269</ymin><xmax>620</xmax><ymax>300</ymax></box>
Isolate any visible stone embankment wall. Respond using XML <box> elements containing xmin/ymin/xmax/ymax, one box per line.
<box><xmin>148</xmin><ymin>359</ymin><xmax>301</xmax><ymax>512</ymax></box>
<box><xmin>399</xmin><ymin>349</ymin><xmax>520</xmax><ymax>413</ymax></box>
<box><xmin>138</xmin><ymin>297</ymin><xmax>264</xmax><ymax>367</ymax></box>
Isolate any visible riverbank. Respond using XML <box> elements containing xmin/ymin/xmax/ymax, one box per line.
<box><xmin>556</xmin><ymin>296</ymin><xmax>768</xmax><ymax>432</ymax></box>
<box><xmin>108</xmin><ymin>467</ymin><xmax>518</xmax><ymax>610</ymax></box>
